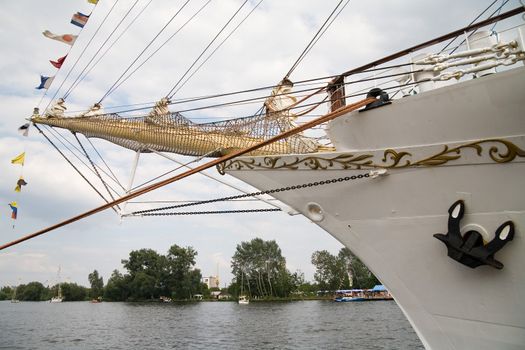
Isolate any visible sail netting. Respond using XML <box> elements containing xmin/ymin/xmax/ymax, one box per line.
<box><xmin>31</xmin><ymin>109</ymin><xmax>321</xmax><ymax>157</ymax></box>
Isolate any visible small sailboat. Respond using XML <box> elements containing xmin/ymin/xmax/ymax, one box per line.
<box><xmin>50</xmin><ymin>284</ymin><xmax>63</xmax><ymax>303</ymax></box>
<box><xmin>10</xmin><ymin>286</ymin><xmax>20</xmax><ymax>303</ymax></box>
<box><xmin>238</xmin><ymin>270</ymin><xmax>249</xmax><ymax>305</ymax></box>
<box><xmin>50</xmin><ymin>267</ymin><xmax>64</xmax><ymax>303</ymax></box>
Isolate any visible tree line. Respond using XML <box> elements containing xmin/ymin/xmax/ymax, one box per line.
<box><xmin>0</xmin><ymin>239</ymin><xmax>379</xmax><ymax>302</ymax></box>
<box><xmin>0</xmin><ymin>282</ymin><xmax>89</xmax><ymax>302</ymax></box>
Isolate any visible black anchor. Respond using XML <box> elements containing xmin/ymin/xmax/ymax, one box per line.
<box><xmin>434</xmin><ymin>200</ymin><xmax>515</xmax><ymax>269</ymax></box>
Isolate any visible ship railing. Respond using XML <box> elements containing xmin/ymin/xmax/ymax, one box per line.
<box><xmin>328</xmin><ymin>8</ymin><xmax>525</xmax><ymax>113</ymax></box>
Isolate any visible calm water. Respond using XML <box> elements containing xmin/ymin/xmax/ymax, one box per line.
<box><xmin>0</xmin><ymin>300</ymin><xmax>423</xmax><ymax>349</ymax></box>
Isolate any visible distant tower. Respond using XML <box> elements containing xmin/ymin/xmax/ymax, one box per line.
<box><xmin>215</xmin><ymin>263</ymin><xmax>220</xmax><ymax>288</ymax></box>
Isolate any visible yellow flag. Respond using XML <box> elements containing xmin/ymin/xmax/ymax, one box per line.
<box><xmin>11</xmin><ymin>152</ymin><xmax>25</xmax><ymax>165</ymax></box>
<box><xmin>88</xmin><ymin>0</ymin><xmax>98</xmax><ymax>4</ymax></box>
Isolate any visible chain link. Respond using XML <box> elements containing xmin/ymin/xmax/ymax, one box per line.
<box><xmin>131</xmin><ymin>172</ymin><xmax>370</xmax><ymax>216</ymax></box>
<box><xmin>141</xmin><ymin>208</ymin><xmax>281</xmax><ymax>216</ymax></box>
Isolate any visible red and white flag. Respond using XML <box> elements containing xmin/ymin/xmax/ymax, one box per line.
<box><xmin>50</xmin><ymin>55</ymin><xmax>67</xmax><ymax>69</ymax></box>
<box><xmin>43</xmin><ymin>30</ymin><xmax>77</xmax><ymax>46</ymax></box>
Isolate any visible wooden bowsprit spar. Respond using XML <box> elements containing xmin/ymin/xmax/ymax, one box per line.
<box><xmin>0</xmin><ymin>97</ymin><xmax>375</xmax><ymax>251</ymax></box>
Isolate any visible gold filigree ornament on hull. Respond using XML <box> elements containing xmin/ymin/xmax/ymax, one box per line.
<box><xmin>217</xmin><ymin>138</ymin><xmax>525</xmax><ymax>174</ymax></box>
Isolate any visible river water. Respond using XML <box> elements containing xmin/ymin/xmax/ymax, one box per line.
<box><xmin>0</xmin><ymin>300</ymin><xmax>423</xmax><ymax>349</ymax></box>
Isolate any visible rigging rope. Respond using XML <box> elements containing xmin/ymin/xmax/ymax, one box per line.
<box><xmin>172</xmin><ymin>0</ymin><xmax>264</xmax><ymax>96</ymax></box>
<box><xmin>91</xmin><ymin>64</ymin><xmax>416</xmax><ymax>116</ymax></box>
<box><xmin>129</xmin><ymin>148</ymin><xmax>220</xmax><ymax>191</ymax></box>
<box><xmin>44</xmin><ymin>0</ymin><xmax>121</xmax><ymax>113</ymax></box>
<box><xmin>33</xmin><ymin>124</ymin><xmax>119</xmax><ymax>214</ymax></box>
<box><xmin>490</xmin><ymin>0</ymin><xmax>506</xmax><ymax>31</ymax></box>
<box><xmin>166</xmin><ymin>0</ymin><xmax>250</xmax><ymax>99</ymax></box>
<box><xmin>439</xmin><ymin>0</ymin><xmax>500</xmax><ymax>53</ymax></box>
<box><xmin>63</xmin><ymin>0</ymin><xmax>145</xmax><ymax>100</ymax></box>
<box><xmin>448</xmin><ymin>0</ymin><xmax>511</xmax><ymax>55</ymax></box>
<box><xmin>105</xmin><ymin>0</ymin><xmax>213</xmax><ymax>100</ymax></box>
<box><xmin>284</xmin><ymin>0</ymin><xmax>349</xmax><ymax>80</ymax></box>
<box><xmin>62</xmin><ymin>62</ymin><xmax>414</xmax><ymax>116</ymax></box>
<box><xmin>161</xmin><ymin>69</ymin><xmax>417</xmax><ymax>115</ymax></box>
<box><xmin>41</xmin><ymin>124</ymin><xmax>124</xmax><ymax>193</ymax></box>
<box><xmin>73</xmin><ymin>133</ymin><xmax>120</xmax><ymax>208</ymax></box>
<box><xmin>298</xmin><ymin>0</ymin><xmax>351</xmax><ymax>66</ymax></box>
<box><xmin>86</xmin><ymin>137</ymin><xmax>125</xmax><ymax>190</ymax></box>
<box><xmin>99</xmin><ymin>0</ymin><xmax>192</xmax><ymax>103</ymax></box>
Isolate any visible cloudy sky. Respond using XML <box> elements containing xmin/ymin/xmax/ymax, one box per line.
<box><xmin>0</xmin><ymin>0</ymin><xmax>519</xmax><ymax>288</ymax></box>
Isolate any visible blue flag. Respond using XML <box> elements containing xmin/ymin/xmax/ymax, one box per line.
<box><xmin>36</xmin><ymin>75</ymin><xmax>54</xmax><ymax>90</ymax></box>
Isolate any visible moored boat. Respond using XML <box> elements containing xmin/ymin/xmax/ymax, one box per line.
<box><xmin>238</xmin><ymin>295</ymin><xmax>250</xmax><ymax>305</ymax></box>
<box><xmin>50</xmin><ymin>286</ymin><xmax>63</xmax><ymax>303</ymax></box>
<box><xmin>334</xmin><ymin>285</ymin><xmax>393</xmax><ymax>302</ymax></box>
<box><xmin>50</xmin><ymin>268</ymin><xmax>64</xmax><ymax>303</ymax></box>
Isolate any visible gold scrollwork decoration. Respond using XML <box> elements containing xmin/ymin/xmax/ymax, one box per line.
<box><xmin>218</xmin><ymin>138</ymin><xmax>525</xmax><ymax>174</ymax></box>
<box><xmin>487</xmin><ymin>139</ymin><xmax>525</xmax><ymax>163</ymax></box>
<box><xmin>381</xmin><ymin>150</ymin><xmax>412</xmax><ymax>167</ymax></box>
<box><xmin>218</xmin><ymin>153</ymin><xmax>374</xmax><ymax>173</ymax></box>
<box><xmin>380</xmin><ymin>139</ymin><xmax>525</xmax><ymax>168</ymax></box>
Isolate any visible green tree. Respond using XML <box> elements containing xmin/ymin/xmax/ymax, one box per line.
<box><xmin>20</xmin><ymin>282</ymin><xmax>48</xmax><ymax>301</ymax></box>
<box><xmin>201</xmin><ymin>284</ymin><xmax>211</xmax><ymax>299</ymax></box>
<box><xmin>122</xmin><ymin>248</ymin><xmax>166</xmax><ymax>300</ymax></box>
<box><xmin>166</xmin><ymin>244</ymin><xmax>200</xmax><ymax>300</ymax></box>
<box><xmin>311</xmin><ymin>250</ymin><xmax>347</xmax><ymax>291</ymax></box>
<box><xmin>129</xmin><ymin>272</ymin><xmax>156</xmax><ymax>300</ymax></box>
<box><xmin>231</xmin><ymin>238</ymin><xmax>291</xmax><ymax>298</ymax></box>
<box><xmin>175</xmin><ymin>268</ymin><xmax>203</xmax><ymax>300</ymax></box>
<box><xmin>296</xmin><ymin>281</ymin><xmax>318</xmax><ymax>296</ymax></box>
<box><xmin>0</xmin><ymin>286</ymin><xmax>13</xmax><ymax>300</ymax></box>
<box><xmin>88</xmin><ymin>270</ymin><xmax>104</xmax><ymax>299</ymax></box>
<box><xmin>312</xmin><ymin>248</ymin><xmax>380</xmax><ymax>292</ymax></box>
<box><xmin>119</xmin><ymin>245</ymin><xmax>201</xmax><ymax>301</ymax></box>
<box><xmin>60</xmin><ymin>283</ymin><xmax>88</xmax><ymax>301</ymax></box>
<box><xmin>104</xmin><ymin>270</ymin><xmax>128</xmax><ymax>301</ymax></box>
<box><xmin>339</xmin><ymin>248</ymin><xmax>379</xmax><ymax>289</ymax></box>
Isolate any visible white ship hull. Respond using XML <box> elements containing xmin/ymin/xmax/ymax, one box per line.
<box><xmin>224</xmin><ymin>67</ymin><xmax>525</xmax><ymax>349</ymax></box>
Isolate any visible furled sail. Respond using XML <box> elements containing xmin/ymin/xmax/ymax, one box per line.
<box><xmin>31</xmin><ymin>85</ymin><xmax>322</xmax><ymax>157</ymax></box>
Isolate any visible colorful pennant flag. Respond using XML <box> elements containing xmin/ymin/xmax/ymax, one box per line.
<box><xmin>9</xmin><ymin>202</ymin><xmax>18</xmax><ymax>220</ymax></box>
<box><xmin>50</xmin><ymin>55</ymin><xmax>67</xmax><ymax>69</ymax></box>
<box><xmin>88</xmin><ymin>0</ymin><xmax>99</xmax><ymax>4</ymax></box>
<box><xmin>36</xmin><ymin>75</ymin><xmax>54</xmax><ymax>90</ymax></box>
<box><xmin>71</xmin><ymin>12</ymin><xmax>90</xmax><ymax>28</ymax></box>
<box><xmin>42</xmin><ymin>30</ymin><xmax>77</xmax><ymax>46</ymax></box>
<box><xmin>18</xmin><ymin>123</ymin><xmax>30</xmax><ymax>137</ymax></box>
<box><xmin>14</xmin><ymin>177</ymin><xmax>28</xmax><ymax>193</ymax></box>
<box><xmin>11</xmin><ymin>152</ymin><xmax>25</xmax><ymax>166</ymax></box>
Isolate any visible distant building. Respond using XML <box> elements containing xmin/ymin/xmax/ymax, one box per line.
<box><xmin>210</xmin><ymin>291</ymin><xmax>222</xmax><ymax>299</ymax></box>
<box><xmin>202</xmin><ymin>276</ymin><xmax>219</xmax><ymax>289</ymax></box>
<box><xmin>218</xmin><ymin>293</ymin><xmax>231</xmax><ymax>300</ymax></box>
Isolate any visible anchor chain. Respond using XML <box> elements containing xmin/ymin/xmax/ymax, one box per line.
<box><xmin>130</xmin><ymin>172</ymin><xmax>371</xmax><ymax>216</ymax></box>
<box><xmin>141</xmin><ymin>208</ymin><xmax>282</xmax><ymax>216</ymax></box>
